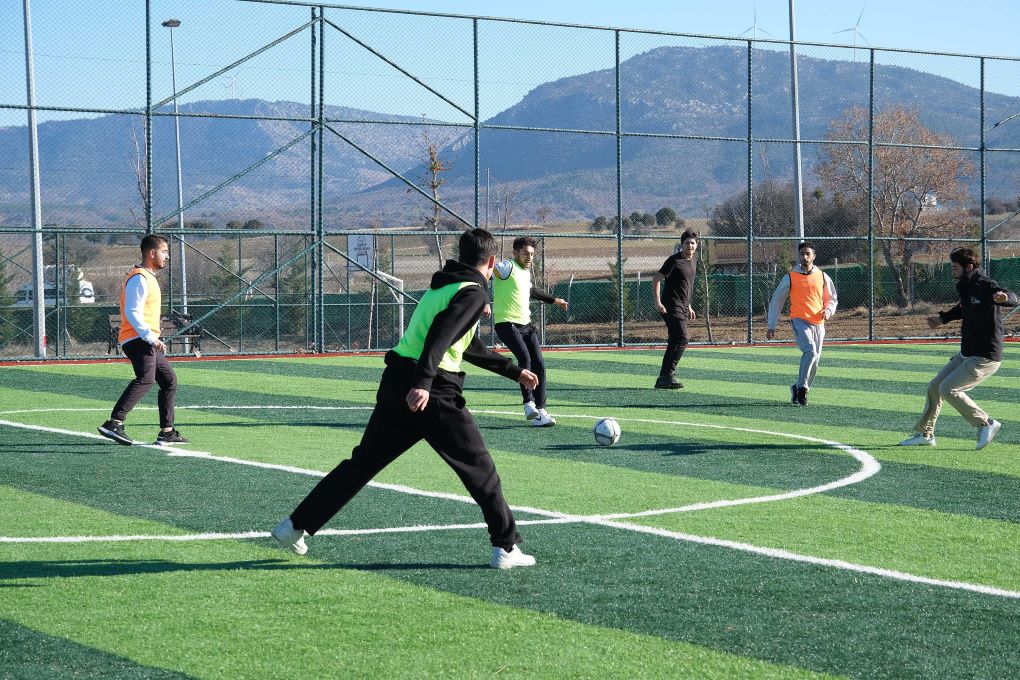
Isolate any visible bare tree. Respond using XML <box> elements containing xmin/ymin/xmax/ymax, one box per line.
<box><xmin>129</xmin><ymin>122</ymin><xmax>151</xmax><ymax>229</ymax></box>
<box><xmin>410</xmin><ymin>122</ymin><xmax>451</xmax><ymax>268</ymax></box>
<box><xmin>494</xmin><ymin>183</ymin><xmax>527</xmax><ymax>257</ymax></box>
<box><xmin>816</xmin><ymin>105</ymin><xmax>974</xmax><ymax>307</ymax></box>
<box><xmin>534</xmin><ymin>205</ymin><xmax>553</xmax><ymax>226</ymax></box>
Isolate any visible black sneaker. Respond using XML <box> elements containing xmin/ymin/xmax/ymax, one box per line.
<box><xmin>155</xmin><ymin>429</ymin><xmax>189</xmax><ymax>445</ymax></box>
<box><xmin>98</xmin><ymin>420</ymin><xmax>133</xmax><ymax>446</ymax></box>
<box><xmin>796</xmin><ymin>387</ymin><xmax>808</xmax><ymax>406</ymax></box>
<box><xmin>790</xmin><ymin>384</ymin><xmax>798</xmax><ymax>404</ymax></box>
<box><xmin>655</xmin><ymin>376</ymin><xmax>684</xmax><ymax>389</ymax></box>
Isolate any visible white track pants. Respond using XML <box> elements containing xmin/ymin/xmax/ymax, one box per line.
<box><xmin>791</xmin><ymin>318</ymin><xmax>825</xmax><ymax>390</ymax></box>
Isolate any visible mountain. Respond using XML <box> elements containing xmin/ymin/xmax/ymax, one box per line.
<box><xmin>2</xmin><ymin>46</ymin><xmax>1018</xmax><ymax>229</ymax></box>
<box><xmin>371</xmin><ymin>45</ymin><xmax>1020</xmax><ymax>222</ymax></box>
<box><xmin>0</xmin><ymin>101</ymin><xmax>436</xmax><ymax>229</ymax></box>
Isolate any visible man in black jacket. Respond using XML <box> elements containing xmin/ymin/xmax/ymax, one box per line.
<box><xmin>271</xmin><ymin>229</ymin><xmax>540</xmax><ymax>569</ymax></box>
<box><xmin>899</xmin><ymin>248</ymin><xmax>1017</xmax><ymax>450</ymax></box>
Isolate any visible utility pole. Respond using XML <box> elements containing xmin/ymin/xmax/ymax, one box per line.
<box><xmin>789</xmin><ymin>0</ymin><xmax>805</xmax><ymax>242</ymax></box>
<box><xmin>23</xmin><ymin>0</ymin><xmax>46</xmax><ymax>357</ymax></box>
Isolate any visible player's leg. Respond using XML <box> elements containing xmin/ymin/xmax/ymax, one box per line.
<box><xmin>900</xmin><ymin>353</ymin><xmax>962</xmax><ymax>445</ymax></box>
<box><xmin>152</xmin><ymin>354</ymin><xmax>186</xmax><ymax>444</ymax></box>
<box><xmin>791</xmin><ymin>319</ymin><xmax>819</xmax><ymax>405</ymax></box>
<box><xmin>288</xmin><ymin>373</ymin><xmax>421</xmax><ymax>538</ymax></box>
<box><xmin>805</xmin><ymin>322</ymin><xmax>825</xmax><ymax>389</ymax></box>
<box><xmin>495</xmin><ymin>321</ymin><xmax>538</xmax><ymax>419</ymax></box>
<box><xmin>100</xmin><ymin>338</ymin><xmax>157</xmax><ymax>444</ymax></box>
<box><xmin>656</xmin><ymin>314</ymin><xmax>687</xmax><ymax>388</ymax></box>
<box><xmin>421</xmin><ymin>386</ymin><xmax>526</xmax><ymax>561</ymax></box>
<box><xmin>937</xmin><ymin>355</ymin><xmax>1001</xmax><ymax>447</ymax></box>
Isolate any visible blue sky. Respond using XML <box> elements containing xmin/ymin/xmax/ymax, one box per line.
<box><xmin>3</xmin><ymin>0</ymin><xmax>1019</xmax><ymax>125</ymax></box>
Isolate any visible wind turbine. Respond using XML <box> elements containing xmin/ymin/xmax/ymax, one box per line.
<box><xmin>220</xmin><ymin>75</ymin><xmax>237</xmax><ymax>100</ymax></box>
<box><xmin>834</xmin><ymin>6</ymin><xmax>869</xmax><ymax>60</ymax></box>
<box><xmin>739</xmin><ymin>5</ymin><xmax>775</xmax><ymax>41</ymax></box>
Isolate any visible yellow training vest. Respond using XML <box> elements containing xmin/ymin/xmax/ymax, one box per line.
<box><xmin>788</xmin><ymin>269</ymin><xmax>826</xmax><ymax>325</ymax></box>
<box><xmin>119</xmin><ymin>267</ymin><xmax>161</xmax><ymax>344</ymax></box>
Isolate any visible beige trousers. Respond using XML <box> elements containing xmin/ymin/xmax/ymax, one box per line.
<box><xmin>914</xmin><ymin>352</ymin><xmax>1000</xmax><ymax>435</ymax></box>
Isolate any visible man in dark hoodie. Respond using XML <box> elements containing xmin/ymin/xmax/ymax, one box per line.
<box><xmin>899</xmin><ymin>247</ymin><xmax>1017</xmax><ymax>450</ymax></box>
<box><xmin>271</xmin><ymin>228</ymin><xmax>540</xmax><ymax>569</ymax></box>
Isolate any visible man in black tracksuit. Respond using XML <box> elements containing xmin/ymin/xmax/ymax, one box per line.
<box><xmin>651</xmin><ymin>229</ymin><xmax>699</xmax><ymax>389</ymax></box>
<box><xmin>272</xmin><ymin>228</ymin><xmax>540</xmax><ymax>569</ymax></box>
<box><xmin>899</xmin><ymin>247</ymin><xmax>1018</xmax><ymax>450</ymax></box>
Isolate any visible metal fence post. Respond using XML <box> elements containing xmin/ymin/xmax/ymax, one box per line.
<box><xmin>980</xmin><ymin>57</ymin><xmax>987</xmax><ymax>269</ymax></box>
<box><xmin>746</xmin><ymin>41</ymin><xmax>754</xmax><ymax>344</ymax></box>
<box><xmin>867</xmin><ymin>49</ymin><xmax>876</xmax><ymax>340</ymax></box>
<box><xmin>615</xmin><ymin>30</ymin><xmax>624</xmax><ymax>347</ymax></box>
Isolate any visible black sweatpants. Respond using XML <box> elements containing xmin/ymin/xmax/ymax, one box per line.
<box><xmin>494</xmin><ymin>322</ymin><xmax>546</xmax><ymax>408</ymax></box>
<box><xmin>111</xmin><ymin>338</ymin><xmax>177</xmax><ymax>428</ymax></box>
<box><xmin>659</xmin><ymin>312</ymin><xmax>689</xmax><ymax>378</ymax></box>
<box><xmin>290</xmin><ymin>353</ymin><xmax>521</xmax><ymax>551</ymax></box>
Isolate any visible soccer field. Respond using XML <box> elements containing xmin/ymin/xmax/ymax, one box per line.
<box><xmin>2</xmin><ymin>344</ymin><xmax>1019</xmax><ymax>678</ymax></box>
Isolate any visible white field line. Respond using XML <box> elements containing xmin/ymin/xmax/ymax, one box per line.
<box><xmin>0</xmin><ymin>518</ymin><xmax>576</xmax><ymax>545</ymax></box>
<box><xmin>7</xmin><ymin>410</ymin><xmax>1019</xmax><ymax>600</ymax></box>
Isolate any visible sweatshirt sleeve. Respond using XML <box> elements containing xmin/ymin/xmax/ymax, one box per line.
<box><xmin>411</xmin><ymin>285</ymin><xmax>489</xmax><ymax>391</ymax></box>
<box><xmin>123</xmin><ymin>274</ymin><xmax>160</xmax><ymax>345</ymax></box>
<box><xmin>823</xmin><ymin>272</ymin><xmax>838</xmax><ymax>318</ymax></box>
<box><xmin>940</xmin><ymin>303</ymin><xmax>963</xmax><ymax>323</ymax></box>
<box><xmin>767</xmin><ymin>274</ymin><xmax>791</xmax><ymax>330</ymax></box>
<box><xmin>463</xmin><ymin>334</ymin><xmax>524</xmax><ymax>381</ymax></box>
<box><xmin>530</xmin><ymin>286</ymin><xmax>556</xmax><ymax>304</ymax></box>
<box><xmin>992</xmin><ymin>284</ymin><xmax>1019</xmax><ymax>308</ymax></box>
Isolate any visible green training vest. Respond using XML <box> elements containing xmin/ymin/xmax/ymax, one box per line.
<box><xmin>492</xmin><ymin>259</ymin><xmax>531</xmax><ymax>325</ymax></box>
<box><xmin>393</xmin><ymin>281</ymin><xmax>479</xmax><ymax>373</ymax></box>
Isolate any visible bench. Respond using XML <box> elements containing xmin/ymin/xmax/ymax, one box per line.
<box><xmin>108</xmin><ymin>313</ymin><xmax>203</xmax><ymax>356</ymax></box>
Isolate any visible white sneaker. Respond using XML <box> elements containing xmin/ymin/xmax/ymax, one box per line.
<box><xmin>523</xmin><ymin>401</ymin><xmax>540</xmax><ymax>420</ymax></box>
<box><xmin>271</xmin><ymin>517</ymin><xmax>308</xmax><ymax>555</ymax></box>
<box><xmin>977</xmin><ymin>419</ymin><xmax>1002</xmax><ymax>450</ymax></box>
<box><xmin>898</xmin><ymin>433</ymin><xmax>936</xmax><ymax>447</ymax></box>
<box><xmin>490</xmin><ymin>545</ymin><xmax>536</xmax><ymax>569</ymax></box>
<box><xmin>531</xmin><ymin>413</ymin><xmax>556</xmax><ymax>427</ymax></box>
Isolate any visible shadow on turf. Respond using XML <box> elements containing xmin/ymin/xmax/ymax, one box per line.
<box><xmin>0</xmin><ymin>558</ymin><xmax>488</xmax><ymax>581</ymax></box>
<box><xmin>546</xmin><ymin>441</ymin><xmax>818</xmax><ymax>456</ymax></box>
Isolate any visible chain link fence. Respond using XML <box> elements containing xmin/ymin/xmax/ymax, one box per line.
<box><xmin>2</xmin><ymin>1</ymin><xmax>1019</xmax><ymax>359</ymax></box>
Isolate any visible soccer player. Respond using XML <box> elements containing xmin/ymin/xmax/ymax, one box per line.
<box><xmin>898</xmin><ymin>247</ymin><xmax>1017</xmax><ymax>449</ymax></box>
<box><xmin>766</xmin><ymin>242</ymin><xmax>838</xmax><ymax>406</ymax></box>
<box><xmin>272</xmin><ymin>228</ymin><xmax>540</xmax><ymax>569</ymax></box>
<box><xmin>491</xmin><ymin>236</ymin><xmax>568</xmax><ymax>427</ymax></box>
<box><xmin>98</xmin><ymin>234</ymin><xmax>188</xmax><ymax>446</ymax></box>
<box><xmin>651</xmin><ymin>229</ymin><xmax>698</xmax><ymax>389</ymax></box>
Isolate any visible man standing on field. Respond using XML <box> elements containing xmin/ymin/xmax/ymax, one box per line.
<box><xmin>898</xmin><ymin>247</ymin><xmax>1017</xmax><ymax>449</ymax></box>
<box><xmin>766</xmin><ymin>242</ymin><xmax>838</xmax><ymax>406</ymax></box>
<box><xmin>272</xmin><ymin>228</ymin><xmax>540</xmax><ymax>569</ymax></box>
<box><xmin>651</xmin><ymin>230</ymin><xmax>699</xmax><ymax>389</ymax></box>
<box><xmin>490</xmin><ymin>236</ymin><xmax>568</xmax><ymax>427</ymax></box>
<box><xmin>98</xmin><ymin>234</ymin><xmax>188</xmax><ymax>446</ymax></box>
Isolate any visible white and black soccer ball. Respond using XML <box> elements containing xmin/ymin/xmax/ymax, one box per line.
<box><xmin>593</xmin><ymin>418</ymin><xmax>621</xmax><ymax>446</ymax></box>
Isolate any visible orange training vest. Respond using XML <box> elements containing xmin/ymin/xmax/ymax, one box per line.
<box><xmin>118</xmin><ymin>267</ymin><xmax>161</xmax><ymax>344</ymax></box>
<box><xmin>788</xmin><ymin>269</ymin><xmax>826</xmax><ymax>325</ymax></box>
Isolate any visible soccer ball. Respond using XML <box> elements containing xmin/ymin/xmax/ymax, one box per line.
<box><xmin>593</xmin><ymin>418</ymin><xmax>621</xmax><ymax>446</ymax></box>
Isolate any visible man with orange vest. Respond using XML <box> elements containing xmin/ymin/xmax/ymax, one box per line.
<box><xmin>98</xmin><ymin>234</ymin><xmax>188</xmax><ymax>446</ymax></box>
<box><xmin>766</xmin><ymin>242</ymin><xmax>838</xmax><ymax>406</ymax></box>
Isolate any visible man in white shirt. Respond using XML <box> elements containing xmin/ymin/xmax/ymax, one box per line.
<box><xmin>98</xmin><ymin>234</ymin><xmax>188</xmax><ymax>446</ymax></box>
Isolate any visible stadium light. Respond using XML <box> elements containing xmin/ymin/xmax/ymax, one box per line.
<box><xmin>163</xmin><ymin>18</ymin><xmax>189</xmax><ymax>345</ymax></box>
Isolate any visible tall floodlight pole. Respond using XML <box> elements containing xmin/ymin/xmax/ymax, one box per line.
<box><xmin>163</xmin><ymin>19</ymin><xmax>188</xmax><ymax>325</ymax></box>
<box><xmin>23</xmin><ymin>0</ymin><xmax>46</xmax><ymax>357</ymax></box>
<box><xmin>789</xmin><ymin>0</ymin><xmax>805</xmax><ymax>241</ymax></box>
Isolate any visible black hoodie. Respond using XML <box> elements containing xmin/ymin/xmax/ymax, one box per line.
<box><xmin>938</xmin><ymin>267</ymin><xmax>1018</xmax><ymax>361</ymax></box>
<box><xmin>388</xmin><ymin>259</ymin><xmax>523</xmax><ymax>392</ymax></box>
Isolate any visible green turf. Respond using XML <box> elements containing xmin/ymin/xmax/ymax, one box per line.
<box><xmin>2</xmin><ymin>344</ymin><xmax>1019</xmax><ymax>677</ymax></box>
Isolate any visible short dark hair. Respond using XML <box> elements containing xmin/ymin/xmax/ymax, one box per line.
<box><xmin>798</xmin><ymin>241</ymin><xmax>815</xmax><ymax>253</ymax></box>
<box><xmin>140</xmin><ymin>234</ymin><xmax>168</xmax><ymax>254</ymax></box>
<box><xmin>458</xmin><ymin>228</ymin><xmax>498</xmax><ymax>266</ymax></box>
<box><xmin>512</xmin><ymin>236</ymin><xmax>538</xmax><ymax>251</ymax></box>
<box><xmin>950</xmin><ymin>247</ymin><xmax>980</xmax><ymax>269</ymax></box>
<box><xmin>679</xmin><ymin>229</ymin><xmax>699</xmax><ymax>243</ymax></box>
